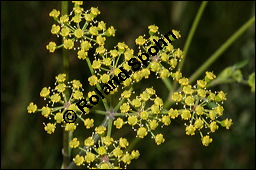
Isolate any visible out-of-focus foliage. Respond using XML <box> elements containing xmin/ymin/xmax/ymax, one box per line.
<box><xmin>1</xmin><ymin>1</ymin><xmax>254</xmax><ymax>169</ymax></box>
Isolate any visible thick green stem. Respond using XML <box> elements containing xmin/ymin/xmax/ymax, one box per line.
<box><xmin>189</xmin><ymin>16</ymin><xmax>255</xmax><ymax>84</ymax></box>
<box><xmin>61</xmin><ymin>1</ymin><xmax>71</xmax><ymax>169</ymax></box>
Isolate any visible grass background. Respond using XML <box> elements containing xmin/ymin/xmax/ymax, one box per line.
<box><xmin>1</xmin><ymin>1</ymin><xmax>255</xmax><ymax>169</ymax></box>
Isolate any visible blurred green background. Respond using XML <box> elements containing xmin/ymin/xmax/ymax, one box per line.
<box><xmin>1</xmin><ymin>1</ymin><xmax>255</xmax><ymax>169</ymax></box>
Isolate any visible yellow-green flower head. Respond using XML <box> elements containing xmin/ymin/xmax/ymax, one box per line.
<box><xmin>185</xmin><ymin>96</ymin><xmax>194</xmax><ymax>106</ymax></box>
<box><xmin>73</xmin><ymin>90</ymin><xmax>83</xmax><ymax>100</ymax></box>
<box><xmin>135</xmin><ymin>36</ymin><xmax>146</xmax><ymax>45</ymax></box>
<box><xmin>72</xmin><ymin>1</ymin><xmax>83</xmax><ymax>5</ymax></box>
<box><xmin>146</xmin><ymin>87</ymin><xmax>156</xmax><ymax>95</ymax></box>
<box><xmin>194</xmin><ymin>118</ymin><xmax>204</xmax><ymax>129</ymax></box>
<box><xmin>215</xmin><ymin>105</ymin><xmax>224</xmax><ymax>116</ymax></box>
<box><xmin>172</xmin><ymin>92</ymin><xmax>182</xmax><ymax>102</ymax></box>
<box><xmin>150</xmin><ymin>62</ymin><xmax>160</xmax><ymax>72</ymax></box>
<box><xmin>80</xmin><ymin>40</ymin><xmax>91</xmax><ymax>51</ymax></box>
<box><xmin>110</xmin><ymin>49</ymin><xmax>119</xmax><ymax>58</ymax></box>
<box><xmin>100</xmin><ymin>163</ymin><xmax>110</xmax><ymax>169</ymax></box>
<box><xmin>148</xmin><ymin>25</ymin><xmax>159</xmax><ymax>35</ymax></box>
<box><xmin>72</xmin><ymin>15</ymin><xmax>82</xmax><ymax>23</ymax></box>
<box><xmin>54</xmin><ymin>112</ymin><xmax>63</xmax><ymax>123</ymax></box>
<box><xmin>128</xmin><ymin>115</ymin><xmax>138</xmax><ymax>126</ymax></box>
<box><xmin>197</xmin><ymin>89</ymin><xmax>207</xmax><ymax>98</ymax></box>
<box><xmin>27</xmin><ymin>102</ymin><xmax>37</xmax><ymax>113</ymax></box>
<box><xmin>100</xmin><ymin>74</ymin><xmax>110</xmax><ymax>84</ymax></box>
<box><xmin>55</xmin><ymin>83</ymin><xmax>66</xmax><ymax>93</ymax></box>
<box><xmin>161</xmin><ymin>115</ymin><xmax>171</xmax><ymax>126</ymax></box>
<box><xmin>160</xmin><ymin>69</ymin><xmax>170</xmax><ymax>79</ymax></box>
<box><xmin>69</xmin><ymin>138</ymin><xmax>80</xmax><ymax>148</ymax></box>
<box><xmin>88</xmin><ymin>75</ymin><xmax>98</xmax><ymax>86</ymax></box>
<box><xmin>89</xmin><ymin>26</ymin><xmax>99</xmax><ymax>36</ymax></box>
<box><xmin>155</xmin><ymin>133</ymin><xmax>165</xmax><ymax>145</ymax></box>
<box><xmin>90</xmin><ymin>7</ymin><xmax>100</xmax><ymax>16</ymax></box>
<box><xmin>46</xmin><ymin>42</ymin><xmax>56</xmax><ymax>53</ymax></box>
<box><xmin>84</xmin><ymin>118</ymin><xmax>94</xmax><ymax>129</ymax></box>
<box><xmin>171</xmin><ymin>70</ymin><xmax>182</xmax><ymax>80</ymax></box>
<box><xmin>195</xmin><ymin>105</ymin><xmax>204</xmax><ymax>115</ymax></box>
<box><xmin>168</xmin><ymin>108</ymin><xmax>179</xmax><ymax>119</ymax></box>
<box><xmin>114</xmin><ymin>118</ymin><xmax>125</xmax><ymax>129</ymax></box>
<box><xmin>131</xmin><ymin>150</ymin><xmax>140</xmax><ymax>159</ymax></box>
<box><xmin>84</xmin><ymin>152</ymin><xmax>96</xmax><ymax>163</ymax></box>
<box><xmin>141</xmin><ymin>68</ymin><xmax>150</xmax><ymax>79</ymax></box>
<box><xmin>149</xmin><ymin>119</ymin><xmax>158</xmax><ymax>130</ymax></box>
<box><xmin>51</xmin><ymin>24</ymin><xmax>60</xmax><ymax>34</ymax></box>
<box><xmin>132</xmin><ymin>98</ymin><xmax>141</xmax><ymax>108</ymax></box>
<box><xmin>68</xmin><ymin>104</ymin><xmax>79</xmax><ymax>113</ymax></box>
<box><xmin>173</xmin><ymin>48</ymin><xmax>183</xmax><ymax>58</ymax></box>
<box><xmin>185</xmin><ymin>125</ymin><xmax>196</xmax><ymax>135</ymax></box>
<box><xmin>117</xmin><ymin>42</ymin><xmax>128</xmax><ymax>52</ymax></box>
<box><xmin>178</xmin><ymin>77</ymin><xmax>189</xmax><ymax>86</ymax></box>
<box><xmin>197</xmin><ymin>80</ymin><xmax>207</xmax><ymax>88</ymax></box>
<box><xmin>181</xmin><ymin>110</ymin><xmax>191</xmax><ymax>120</ymax></box>
<box><xmin>65</xmin><ymin>123</ymin><xmax>77</xmax><ymax>132</ymax></box>
<box><xmin>121</xmin><ymin>90</ymin><xmax>131</xmax><ymax>98</ymax></box>
<box><xmin>102</xmin><ymin>57</ymin><xmax>112</xmax><ymax>66</ymax></box>
<box><xmin>221</xmin><ymin>118</ymin><xmax>233</xmax><ymax>129</ymax></box>
<box><xmin>97</xmin><ymin>146</ymin><xmax>107</xmax><ymax>155</ymax></box>
<box><xmin>95</xmin><ymin>126</ymin><xmax>106</xmax><ymax>135</ymax></box>
<box><xmin>122</xmin><ymin>153</ymin><xmax>132</xmax><ymax>164</ymax></box>
<box><xmin>119</xmin><ymin>137</ymin><xmax>129</xmax><ymax>148</ymax></box>
<box><xmin>209</xmin><ymin>121</ymin><xmax>219</xmax><ymax>132</ymax></box>
<box><xmin>124</xmin><ymin>48</ymin><xmax>134</xmax><ymax>61</ymax></box>
<box><xmin>105</xmin><ymin>26</ymin><xmax>116</xmax><ymax>37</ymax></box>
<box><xmin>151</xmin><ymin>104</ymin><xmax>160</xmax><ymax>114</ymax></box>
<box><xmin>74</xmin><ymin>28</ymin><xmax>84</xmax><ymax>38</ymax></box>
<box><xmin>50</xmin><ymin>93</ymin><xmax>61</xmax><ymax>103</ymax></box>
<box><xmin>113</xmin><ymin>147</ymin><xmax>123</xmax><ymax>158</ymax></box>
<box><xmin>120</xmin><ymin>103</ymin><xmax>130</xmax><ymax>113</ymax></box>
<box><xmin>182</xmin><ymin>85</ymin><xmax>194</xmax><ymax>95</ymax></box>
<box><xmin>73</xmin><ymin>6</ymin><xmax>83</xmax><ymax>14</ymax></box>
<box><xmin>139</xmin><ymin>111</ymin><xmax>149</xmax><ymax>120</ymax></box>
<box><xmin>140</xmin><ymin>91</ymin><xmax>150</xmax><ymax>101</ymax></box>
<box><xmin>72</xmin><ymin>80</ymin><xmax>82</xmax><ymax>89</ymax></box>
<box><xmin>41</xmin><ymin>106</ymin><xmax>51</xmax><ymax>118</ymax></box>
<box><xmin>209</xmin><ymin>110</ymin><xmax>217</xmax><ymax>120</ymax></box>
<box><xmin>92</xmin><ymin>59</ymin><xmax>101</xmax><ymax>69</ymax></box>
<box><xmin>63</xmin><ymin>39</ymin><xmax>74</xmax><ymax>50</ymax></box>
<box><xmin>161</xmin><ymin>53</ymin><xmax>169</xmax><ymax>62</ymax></box>
<box><xmin>137</xmin><ymin>127</ymin><xmax>148</xmax><ymax>138</ymax></box>
<box><xmin>205</xmin><ymin>71</ymin><xmax>216</xmax><ymax>82</ymax></box>
<box><xmin>102</xmin><ymin>136</ymin><xmax>114</xmax><ymax>146</ymax></box>
<box><xmin>60</xmin><ymin>27</ymin><xmax>70</xmax><ymax>37</ymax></box>
<box><xmin>73</xmin><ymin>154</ymin><xmax>84</xmax><ymax>166</ymax></box>
<box><xmin>169</xmin><ymin>58</ymin><xmax>178</xmax><ymax>69</ymax></box>
<box><xmin>98</xmin><ymin>21</ymin><xmax>106</xmax><ymax>30</ymax></box>
<box><xmin>56</xmin><ymin>73</ymin><xmax>66</xmax><ymax>82</ymax></box>
<box><xmin>84</xmin><ymin>136</ymin><xmax>94</xmax><ymax>147</ymax></box>
<box><xmin>215</xmin><ymin>91</ymin><xmax>227</xmax><ymax>102</ymax></box>
<box><xmin>35</xmin><ymin>83</ymin><xmax>46</xmax><ymax>96</ymax></box>
<box><xmin>49</xmin><ymin>9</ymin><xmax>60</xmax><ymax>18</ymax></box>
<box><xmin>96</xmin><ymin>35</ymin><xmax>106</xmax><ymax>45</ymax></box>
<box><xmin>96</xmin><ymin>46</ymin><xmax>106</xmax><ymax>55</ymax></box>
<box><xmin>60</xmin><ymin>15</ymin><xmax>69</xmax><ymax>23</ymax></box>
<box><xmin>201</xmin><ymin>135</ymin><xmax>213</xmax><ymax>146</ymax></box>
<box><xmin>44</xmin><ymin>123</ymin><xmax>55</xmax><ymax>134</ymax></box>
<box><xmin>208</xmin><ymin>92</ymin><xmax>216</xmax><ymax>101</ymax></box>
<box><xmin>84</xmin><ymin>13</ymin><xmax>94</xmax><ymax>22</ymax></box>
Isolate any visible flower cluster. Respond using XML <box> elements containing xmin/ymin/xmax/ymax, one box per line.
<box><xmin>71</xmin><ymin>135</ymin><xmax>139</xmax><ymax>168</ymax></box>
<box><xmin>27</xmin><ymin>1</ymin><xmax>233</xmax><ymax>169</ymax></box>
<box><xmin>171</xmin><ymin>71</ymin><xmax>232</xmax><ymax>146</ymax></box>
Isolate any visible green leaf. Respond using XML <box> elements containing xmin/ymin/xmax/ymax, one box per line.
<box><xmin>248</xmin><ymin>72</ymin><xmax>255</xmax><ymax>92</ymax></box>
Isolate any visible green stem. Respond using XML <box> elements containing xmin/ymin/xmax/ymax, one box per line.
<box><xmin>162</xmin><ymin>77</ymin><xmax>173</xmax><ymax>92</ymax></box>
<box><xmin>60</xmin><ymin>1</ymin><xmax>71</xmax><ymax>169</ymax></box>
<box><xmin>189</xmin><ymin>16</ymin><xmax>255</xmax><ymax>84</ymax></box>
<box><xmin>178</xmin><ymin>1</ymin><xmax>208</xmax><ymax>72</ymax></box>
<box><xmin>107</xmin><ymin>117</ymin><xmax>113</xmax><ymax>136</ymax></box>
